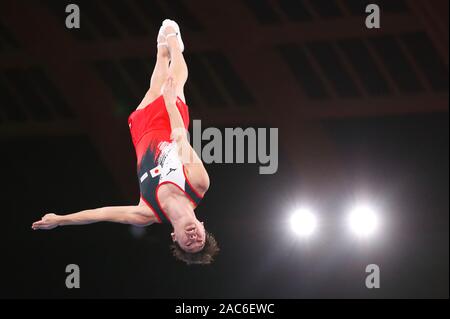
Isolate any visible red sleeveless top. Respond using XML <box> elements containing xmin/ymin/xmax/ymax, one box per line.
<box><xmin>128</xmin><ymin>95</ymin><xmax>190</xmax><ymax>166</ymax></box>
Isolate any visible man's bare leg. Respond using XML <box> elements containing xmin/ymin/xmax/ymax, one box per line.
<box><xmin>137</xmin><ymin>35</ymin><xmax>170</xmax><ymax>109</ymax></box>
<box><xmin>164</xmin><ymin>25</ymin><xmax>188</xmax><ymax>103</ymax></box>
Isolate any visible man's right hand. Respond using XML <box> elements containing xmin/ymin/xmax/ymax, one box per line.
<box><xmin>32</xmin><ymin>213</ymin><xmax>60</xmax><ymax>230</ymax></box>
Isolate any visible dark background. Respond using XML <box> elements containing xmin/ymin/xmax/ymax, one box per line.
<box><xmin>0</xmin><ymin>0</ymin><xmax>448</xmax><ymax>298</ymax></box>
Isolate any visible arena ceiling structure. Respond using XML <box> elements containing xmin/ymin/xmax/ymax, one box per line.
<box><xmin>0</xmin><ymin>0</ymin><xmax>447</xmax><ymax>200</ymax></box>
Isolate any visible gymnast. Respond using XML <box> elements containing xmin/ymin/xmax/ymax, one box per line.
<box><xmin>32</xmin><ymin>19</ymin><xmax>219</xmax><ymax>265</ymax></box>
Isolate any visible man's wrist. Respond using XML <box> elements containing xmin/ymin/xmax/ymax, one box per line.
<box><xmin>56</xmin><ymin>215</ymin><xmax>65</xmax><ymax>226</ymax></box>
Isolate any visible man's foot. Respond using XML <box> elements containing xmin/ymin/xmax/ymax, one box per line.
<box><xmin>157</xmin><ymin>25</ymin><xmax>170</xmax><ymax>59</ymax></box>
<box><xmin>162</xmin><ymin>19</ymin><xmax>184</xmax><ymax>53</ymax></box>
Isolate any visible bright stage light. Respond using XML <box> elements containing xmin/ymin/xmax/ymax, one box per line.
<box><xmin>348</xmin><ymin>205</ymin><xmax>379</xmax><ymax>237</ymax></box>
<box><xmin>290</xmin><ymin>208</ymin><xmax>318</xmax><ymax>237</ymax></box>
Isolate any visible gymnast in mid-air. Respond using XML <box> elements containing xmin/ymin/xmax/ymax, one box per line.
<box><xmin>32</xmin><ymin>19</ymin><xmax>219</xmax><ymax>265</ymax></box>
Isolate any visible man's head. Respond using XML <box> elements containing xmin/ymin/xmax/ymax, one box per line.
<box><xmin>170</xmin><ymin>219</ymin><xmax>219</xmax><ymax>265</ymax></box>
<box><xmin>171</xmin><ymin>218</ymin><xmax>205</xmax><ymax>252</ymax></box>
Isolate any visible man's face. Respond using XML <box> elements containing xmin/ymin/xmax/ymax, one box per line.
<box><xmin>172</xmin><ymin>220</ymin><xmax>206</xmax><ymax>253</ymax></box>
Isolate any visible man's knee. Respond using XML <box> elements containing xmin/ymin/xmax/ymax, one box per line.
<box><xmin>170</xmin><ymin>71</ymin><xmax>188</xmax><ymax>87</ymax></box>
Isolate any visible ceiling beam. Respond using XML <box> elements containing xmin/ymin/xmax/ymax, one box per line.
<box><xmin>0</xmin><ymin>119</ymin><xmax>82</xmax><ymax>139</ymax></box>
<box><xmin>174</xmin><ymin>92</ymin><xmax>450</xmax><ymax>126</ymax></box>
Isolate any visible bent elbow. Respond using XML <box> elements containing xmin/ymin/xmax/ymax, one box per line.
<box><xmin>129</xmin><ymin>206</ymin><xmax>154</xmax><ymax>226</ymax></box>
<box><xmin>195</xmin><ymin>170</ymin><xmax>210</xmax><ymax>195</ymax></box>
<box><xmin>130</xmin><ymin>213</ymin><xmax>154</xmax><ymax>227</ymax></box>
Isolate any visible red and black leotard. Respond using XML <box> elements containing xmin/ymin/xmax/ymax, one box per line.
<box><xmin>128</xmin><ymin>95</ymin><xmax>203</xmax><ymax>224</ymax></box>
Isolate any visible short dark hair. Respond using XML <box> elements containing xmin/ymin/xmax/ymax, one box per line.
<box><xmin>171</xmin><ymin>231</ymin><xmax>219</xmax><ymax>265</ymax></box>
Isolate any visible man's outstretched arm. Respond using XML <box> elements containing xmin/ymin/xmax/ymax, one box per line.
<box><xmin>32</xmin><ymin>205</ymin><xmax>154</xmax><ymax>230</ymax></box>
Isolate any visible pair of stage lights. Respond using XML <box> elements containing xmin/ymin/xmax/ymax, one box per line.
<box><xmin>290</xmin><ymin>204</ymin><xmax>380</xmax><ymax>238</ymax></box>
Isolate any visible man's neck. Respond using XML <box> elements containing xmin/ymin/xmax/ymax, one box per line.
<box><xmin>164</xmin><ymin>193</ymin><xmax>195</xmax><ymax>225</ymax></box>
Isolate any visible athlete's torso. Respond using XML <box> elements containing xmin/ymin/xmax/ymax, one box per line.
<box><xmin>128</xmin><ymin>95</ymin><xmax>202</xmax><ymax>224</ymax></box>
<box><xmin>128</xmin><ymin>95</ymin><xmax>189</xmax><ymax>163</ymax></box>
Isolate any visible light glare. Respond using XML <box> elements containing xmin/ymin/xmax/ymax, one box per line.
<box><xmin>348</xmin><ymin>205</ymin><xmax>379</xmax><ymax>237</ymax></box>
<box><xmin>290</xmin><ymin>209</ymin><xmax>317</xmax><ymax>237</ymax></box>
